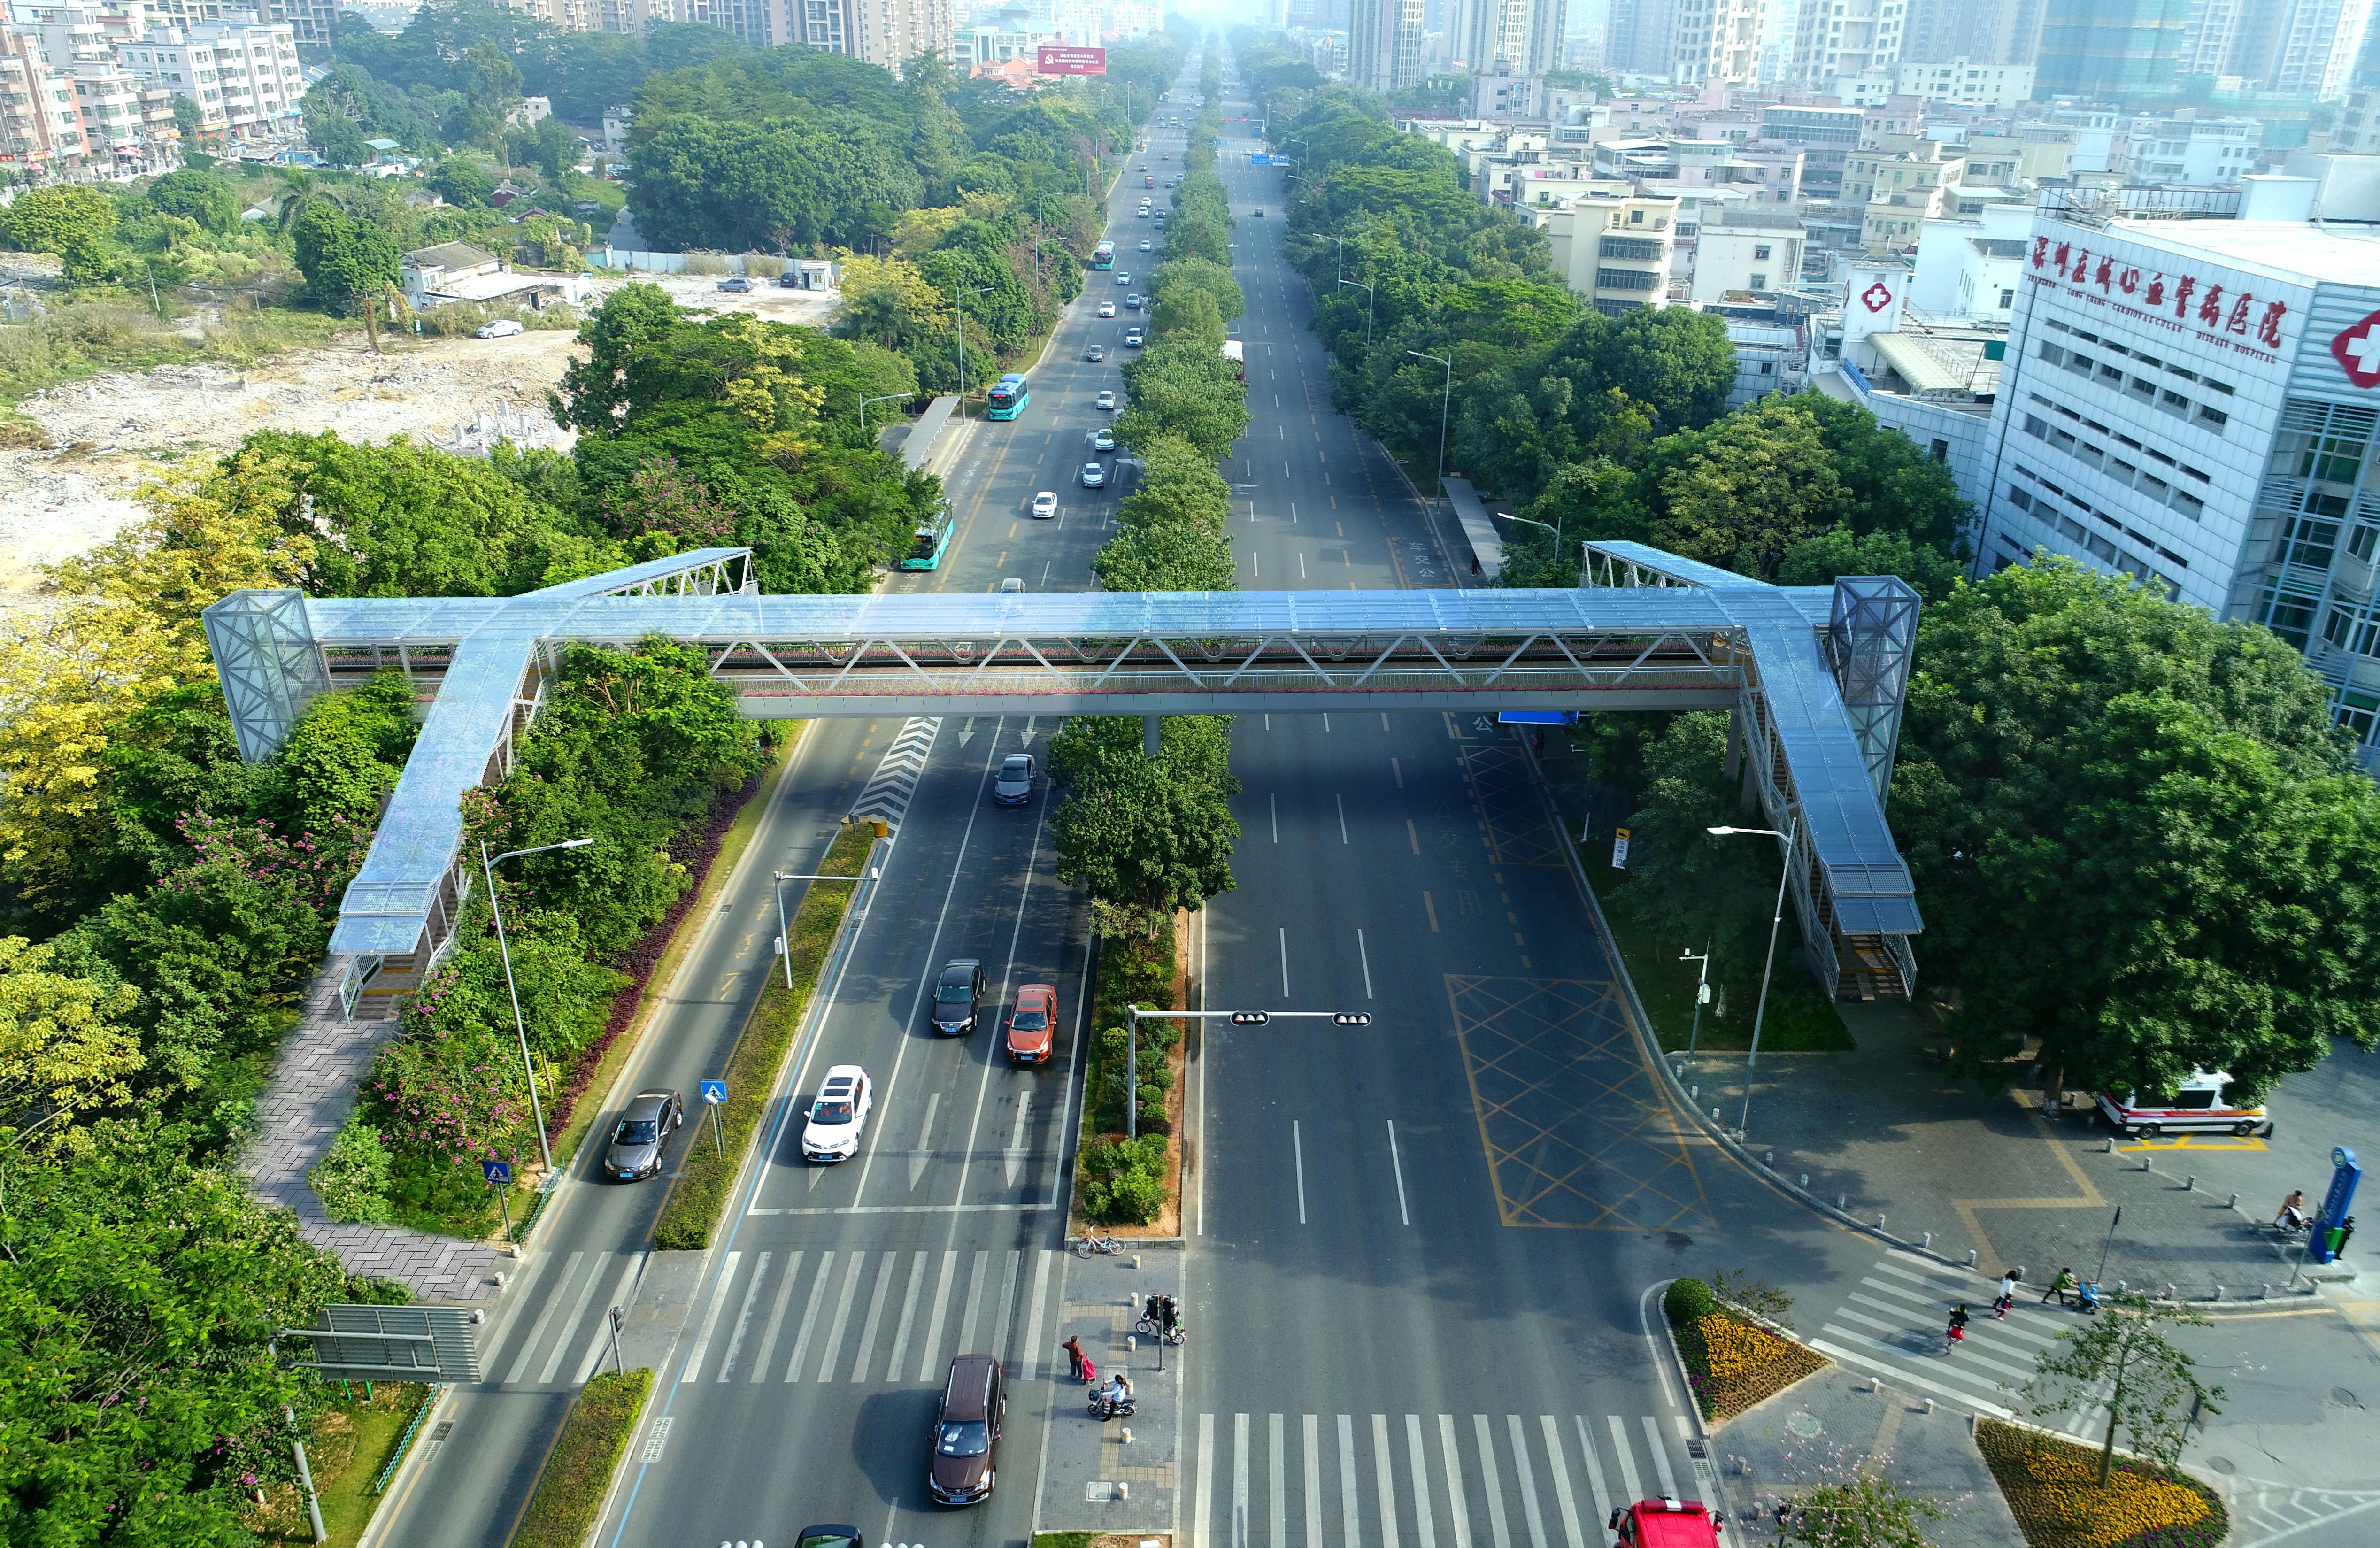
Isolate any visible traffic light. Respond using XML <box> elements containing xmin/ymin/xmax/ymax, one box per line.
<box><xmin>1229</xmin><ymin>1011</ymin><xmax>1270</xmax><ymax>1025</ymax></box>
<box><xmin>1334</xmin><ymin>1013</ymin><xmax>1371</xmax><ymax>1026</ymax></box>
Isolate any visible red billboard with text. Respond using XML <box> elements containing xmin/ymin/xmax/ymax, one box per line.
<box><xmin>1037</xmin><ymin>44</ymin><xmax>1107</xmax><ymax>74</ymax></box>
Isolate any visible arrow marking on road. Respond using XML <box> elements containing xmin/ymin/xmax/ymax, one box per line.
<box><xmin>957</xmin><ymin>718</ymin><xmax>976</xmax><ymax>747</ymax></box>
<box><xmin>1005</xmin><ymin>1093</ymin><xmax>1032</xmax><ymax>1188</ymax></box>
<box><xmin>909</xmin><ymin>1092</ymin><xmax>940</xmax><ymax>1191</ymax></box>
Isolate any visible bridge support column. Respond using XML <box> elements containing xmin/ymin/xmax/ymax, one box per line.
<box><xmin>1143</xmin><ymin>714</ymin><xmax>1161</xmax><ymax>758</ymax></box>
<box><xmin>1724</xmin><ymin>707</ymin><xmax>1743</xmax><ymax>782</ymax></box>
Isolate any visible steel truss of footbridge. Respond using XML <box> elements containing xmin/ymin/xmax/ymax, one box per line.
<box><xmin>202</xmin><ymin>541</ymin><xmax>1921</xmax><ymax>1002</ymax></box>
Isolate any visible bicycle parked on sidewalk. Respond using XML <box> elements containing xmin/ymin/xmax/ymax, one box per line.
<box><xmin>1072</xmin><ymin>1232</ymin><xmax>1124</xmax><ymax>1257</ymax></box>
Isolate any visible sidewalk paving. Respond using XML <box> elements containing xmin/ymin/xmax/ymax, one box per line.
<box><xmin>1709</xmin><ymin>1363</ymin><xmax>2026</xmax><ymax>1548</ymax></box>
<box><xmin>1034</xmin><ymin>1247</ymin><xmax>1185</xmax><ymax>1533</ymax></box>
<box><xmin>243</xmin><ymin>953</ymin><xmax>509</xmax><ymax>1304</ymax></box>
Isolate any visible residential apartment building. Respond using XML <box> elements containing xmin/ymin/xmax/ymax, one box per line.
<box><xmin>1688</xmin><ymin>207</ymin><xmax>1804</xmax><ymax>300</ymax></box>
<box><xmin>117</xmin><ymin>12</ymin><xmax>302</xmax><ymax>146</ymax></box>
<box><xmin>2341</xmin><ymin>83</ymin><xmax>2380</xmax><ymax>152</ymax></box>
<box><xmin>1899</xmin><ymin>0</ymin><xmax>2045</xmax><ymax>68</ymax></box>
<box><xmin>1840</xmin><ymin>137</ymin><xmax>1964</xmax><ymax>249</ymax></box>
<box><xmin>0</xmin><ymin>21</ymin><xmax>84</xmax><ymax>167</ymax></box>
<box><xmin>2126</xmin><ymin>112</ymin><xmax>2262</xmax><ymax>185</ymax></box>
<box><xmin>1786</xmin><ymin>0</ymin><xmax>1904</xmax><ymax>87</ymax></box>
<box><xmin>1349</xmin><ymin>0</ymin><xmax>1425</xmax><ymax>88</ymax></box>
<box><xmin>1834</xmin><ymin>56</ymin><xmax>2036</xmax><ymax>106</ymax></box>
<box><xmin>1528</xmin><ymin>191</ymin><xmax>1681</xmax><ymax>312</ymax></box>
<box><xmin>1975</xmin><ymin>185</ymin><xmax>2380</xmax><ymax>771</ymax></box>
<box><xmin>1756</xmin><ymin>99</ymin><xmax>1861</xmax><ymax>191</ymax></box>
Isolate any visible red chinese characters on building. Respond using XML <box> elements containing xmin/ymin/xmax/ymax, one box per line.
<box><xmin>2026</xmin><ymin>237</ymin><xmax>2290</xmax><ymax>354</ymax></box>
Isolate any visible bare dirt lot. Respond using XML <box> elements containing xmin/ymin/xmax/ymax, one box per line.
<box><xmin>0</xmin><ymin>278</ymin><xmax>838</xmax><ymax>596</ymax></box>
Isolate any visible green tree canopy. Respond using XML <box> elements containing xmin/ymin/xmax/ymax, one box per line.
<box><xmin>146</xmin><ymin>168</ymin><xmax>238</xmax><ymax>234</ymax></box>
<box><xmin>1889</xmin><ymin>558</ymin><xmax>2380</xmax><ymax>1102</ymax></box>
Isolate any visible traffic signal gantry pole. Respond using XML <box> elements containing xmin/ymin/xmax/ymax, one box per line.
<box><xmin>1123</xmin><ymin>1008</ymin><xmax>1372</xmax><ymax>1140</ymax></box>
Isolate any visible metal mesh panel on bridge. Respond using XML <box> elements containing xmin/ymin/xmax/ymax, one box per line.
<box><xmin>1826</xmin><ymin>575</ymin><xmax>1921</xmax><ymax>805</ymax></box>
<box><xmin>201</xmin><ymin>588</ymin><xmax>329</xmax><ymax>764</ymax></box>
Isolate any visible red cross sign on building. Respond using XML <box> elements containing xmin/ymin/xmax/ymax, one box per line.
<box><xmin>1861</xmin><ymin>280</ymin><xmax>1894</xmax><ymax>313</ymax></box>
<box><xmin>2334</xmin><ymin>306</ymin><xmax>2380</xmax><ymax>390</ymax></box>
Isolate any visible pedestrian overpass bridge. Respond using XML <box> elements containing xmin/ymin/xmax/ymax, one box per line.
<box><xmin>204</xmin><ymin>542</ymin><xmax>1922</xmax><ymax>1002</ymax></box>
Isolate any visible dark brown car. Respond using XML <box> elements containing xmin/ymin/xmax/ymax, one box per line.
<box><xmin>927</xmin><ymin>1354</ymin><xmax>1005</xmax><ymax>1505</ymax></box>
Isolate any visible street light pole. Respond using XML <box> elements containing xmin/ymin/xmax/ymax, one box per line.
<box><xmin>1337</xmin><ymin>279</ymin><xmax>1373</xmax><ymax>347</ymax></box>
<box><xmin>952</xmin><ymin>283</ymin><xmax>992</xmax><ymax>418</ymax></box>
<box><xmin>481</xmin><ymin>836</ymin><xmax>595</xmax><ymax>1186</ymax></box>
<box><xmin>1409</xmin><ymin>349</ymin><xmax>1452</xmax><ymax>497</ymax></box>
<box><xmin>858</xmin><ymin>392</ymin><xmax>908</xmax><ymax>442</ymax></box>
<box><xmin>1502</xmin><ymin>511</ymin><xmax>1566</xmax><ymax>581</ymax></box>
<box><xmin>771</xmin><ymin>863</ymin><xmax>882</xmax><ymax>988</ymax></box>
<box><xmin>1707</xmin><ymin>818</ymin><xmax>1799</xmax><ymax>1137</ymax></box>
<box><xmin>1680</xmin><ymin>944</ymin><xmax>1712</xmax><ymax>1059</ymax></box>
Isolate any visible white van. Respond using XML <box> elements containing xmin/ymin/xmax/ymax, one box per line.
<box><xmin>2094</xmin><ymin>1069</ymin><xmax>2268</xmax><ymax>1137</ymax></box>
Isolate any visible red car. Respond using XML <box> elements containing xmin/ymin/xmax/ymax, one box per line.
<box><xmin>1004</xmin><ymin>984</ymin><xmax>1058</xmax><ymax>1064</ymax></box>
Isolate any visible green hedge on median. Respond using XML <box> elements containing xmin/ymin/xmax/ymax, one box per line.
<box><xmin>508</xmin><ymin>1367</ymin><xmax>653</xmax><ymax>1548</ymax></box>
<box><xmin>650</xmin><ymin>822</ymin><xmax>870</xmax><ymax>1250</ymax></box>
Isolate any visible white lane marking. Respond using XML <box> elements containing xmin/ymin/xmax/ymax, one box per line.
<box><xmin>1475</xmin><ymin>1415</ymin><xmax>1513</xmax><ymax>1548</ymax></box>
<box><xmin>1197</xmin><ymin>1412</ymin><xmax>1217</xmax><ymax>1548</ymax></box>
<box><xmin>1604</xmin><ymin>1416</ymin><xmax>1642</xmax><ymax>1509</ymax></box>
<box><xmin>1271</xmin><ymin>1413</ymin><xmax>1288</xmax><ymax>1548</ymax></box>
<box><xmin>1235</xmin><ymin>1413</ymin><xmax>1251</xmax><ymax>1548</ymax></box>
<box><xmin>1541</xmin><ymin>1415</ymin><xmax>1587</xmax><ymax>1548</ymax></box>
<box><xmin>883</xmin><ymin>1250</ymin><xmax>927</xmax><ymax>1381</ymax></box>
<box><xmin>1508</xmin><ymin>1415</ymin><xmax>1548</xmax><ymax>1548</ymax></box>
<box><xmin>678</xmin><ymin>1250</ymin><xmax>739</xmax><ymax>1384</ymax></box>
<box><xmin>783</xmin><ymin>1250</ymin><xmax>835</xmax><ymax>1381</ymax></box>
<box><xmin>1305</xmin><ymin>1414</ymin><xmax>1324</xmax><ymax>1548</ymax></box>
<box><xmin>1376</xmin><ymin>1414</ymin><xmax>1404</xmax><ymax>1548</ymax></box>
<box><xmin>1299</xmin><ymin>552</ymin><xmax>1308</xmax><ymax>578</ymax></box>
<box><xmin>814</xmin><ymin>1250</ymin><xmax>865</xmax><ymax>1382</ymax></box>
<box><xmin>505</xmin><ymin>1250</ymin><xmax>585</xmax><ymax>1385</ymax></box>
<box><xmin>1387</xmin><ymin>1120</ymin><xmax>1410</xmax><ymax>1226</ymax></box>
<box><xmin>908</xmin><ymin>1091</ymin><xmax>941</xmax><ymax>1191</ymax></box>
<box><xmin>1641</xmin><ymin>1416</ymin><xmax>1678</xmax><ymax>1498</ymax></box>
<box><xmin>992</xmin><ymin>1248</ymin><xmax>1021</xmax><ymax>1368</ymax></box>
<box><xmin>848</xmin><ymin>719</ymin><xmax>1008</xmax><ymax>1199</ymax></box>
<box><xmin>573</xmin><ymin>1252</ymin><xmax>647</xmax><ymax>1385</ymax></box>
<box><xmin>713</xmin><ymin>1250</ymin><xmax>772</xmax><ymax>1383</ymax></box>
<box><xmin>917</xmin><ymin>1249</ymin><xmax>960</xmax><ymax>1381</ymax></box>
<box><xmin>953</xmin><ymin>1248</ymin><xmax>990</xmax><ymax>1359</ymax></box>
<box><xmin>847</xmin><ymin>1252</ymin><xmax>896</xmax><ymax>1383</ymax></box>
<box><xmin>1279</xmin><ymin>926</ymin><xmax>1290</xmax><ymax>997</ymax></box>
<box><xmin>538</xmin><ymin>1250</ymin><xmax>612</xmax><ymax>1385</ymax></box>
<box><xmin>1294</xmin><ymin>1120</ymin><xmax>1308</xmax><ymax>1225</ymax></box>
<box><xmin>1440</xmin><ymin>1415</ymin><xmax>1475</xmax><ymax>1548</ymax></box>
<box><xmin>1407</xmin><ymin>1415</ymin><xmax>1437</xmax><ymax>1548</ymax></box>
<box><xmin>1336</xmin><ymin>793</ymin><xmax>1349</xmax><ymax>843</ymax></box>
<box><xmin>1271</xmin><ymin>792</ymin><xmax>1279</xmax><ymax>843</ymax></box>
<box><xmin>1340</xmin><ymin>1414</ymin><xmax>1362</xmax><ymax>1548</ymax></box>
<box><xmin>1018</xmin><ymin>1248</ymin><xmax>1053</xmax><ymax>1381</ymax></box>
<box><xmin>1358</xmin><ymin>929</ymin><xmax>1373</xmax><ymax>998</ymax></box>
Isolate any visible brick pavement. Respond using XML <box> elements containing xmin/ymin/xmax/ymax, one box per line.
<box><xmin>242</xmin><ymin>954</ymin><xmax>510</xmax><ymax>1305</ymax></box>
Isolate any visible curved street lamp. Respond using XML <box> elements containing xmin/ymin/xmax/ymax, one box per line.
<box><xmin>481</xmin><ymin>836</ymin><xmax>594</xmax><ymax>1186</ymax></box>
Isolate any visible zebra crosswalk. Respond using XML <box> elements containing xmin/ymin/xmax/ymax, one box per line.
<box><xmin>851</xmin><ymin>717</ymin><xmax>940</xmax><ymax>828</ymax></box>
<box><xmin>481</xmin><ymin>1246</ymin><xmax>1062</xmax><ymax>1394</ymax></box>
<box><xmin>1805</xmin><ymin>1249</ymin><xmax>2098</xmax><ymax>1428</ymax></box>
<box><xmin>1191</xmin><ymin>1406</ymin><xmax>1711</xmax><ymax>1548</ymax></box>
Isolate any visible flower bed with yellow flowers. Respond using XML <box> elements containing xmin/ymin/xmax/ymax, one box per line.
<box><xmin>1668</xmin><ymin>1304</ymin><xmax>1827</xmax><ymax>1423</ymax></box>
<box><xmin>1976</xmin><ymin>1417</ymin><xmax>2229</xmax><ymax>1548</ymax></box>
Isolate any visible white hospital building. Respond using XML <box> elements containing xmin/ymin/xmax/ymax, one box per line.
<box><xmin>1974</xmin><ymin>176</ymin><xmax>2380</xmax><ymax>773</ymax></box>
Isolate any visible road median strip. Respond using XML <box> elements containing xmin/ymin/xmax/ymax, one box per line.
<box><xmin>651</xmin><ymin>821</ymin><xmax>871</xmax><ymax>1251</ymax></box>
<box><xmin>507</xmin><ymin>1368</ymin><xmax>654</xmax><ymax>1548</ymax></box>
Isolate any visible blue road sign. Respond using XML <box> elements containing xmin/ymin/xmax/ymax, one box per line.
<box><xmin>1248</xmin><ymin>152</ymin><xmax>1272</xmax><ymax>165</ymax></box>
<box><xmin>483</xmin><ymin>1158</ymin><xmax>512</xmax><ymax>1186</ymax></box>
<box><xmin>701</xmin><ymin>1080</ymin><xmax>728</xmax><ymax>1105</ymax></box>
<box><xmin>1497</xmin><ymin>710</ymin><xmax>1577</xmax><ymax>726</ymax></box>
<box><xmin>2313</xmin><ymin>1145</ymin><xmax>2360</xmax><ymax>1264</ymax></box>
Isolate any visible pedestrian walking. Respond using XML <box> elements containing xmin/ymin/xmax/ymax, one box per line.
<box><xmin>2041</xmin><ymin>1267</ymin><xmax>2076</xmax><ymax>1306</ymax></box>
<box><xmin>1062</xmin><ymin>1335</ymin><xmax>1086</xmax><ymax>1381</ymax></box>
<box><xmin>1993</xmin><ymin>1270</ymin><xmax>2019</xmax><ymax>1317</ymax></box>
<box><xmin>1945</xmin><ymin>1302</ymin><xmax>1970</xmax><ymax>1351</ymax></box>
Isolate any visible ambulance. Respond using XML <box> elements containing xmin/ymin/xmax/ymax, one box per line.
<box><xmin>2094</xmin><ymin>1069</ymin><xmax>2269</xmax><ymax>1138</ymax></box>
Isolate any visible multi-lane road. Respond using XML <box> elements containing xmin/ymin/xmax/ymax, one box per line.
<box><xmin>373</xmin><ymin>62</ymin><xmax>1900</xmax><ymax>1548</ymax></box>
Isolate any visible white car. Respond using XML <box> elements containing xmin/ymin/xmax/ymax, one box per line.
<box><xmin>475</xmin><ymin>318</ymin><xmax>525</xmax><ymax>339</ymax></box>
<box><xmin>1031</xmin><ymin>490</ymin><xmax>1058</xmax><ymax>518</ymax></box>
<box><xmin>1093</xmin><ymin>427</ymin><xmax>1117</xmax><ymax>452</ymax></box>
<box><xmin>1139</xmin><ymin>240</ymin><xmax>1152</xmax><ymax>252</ymax></box>
<box><xmin>801</xmin><ymin>1065</ymin><xmax>873</xmax><ymax>1163</ymax></box>
<box><xmin>999</xmin><ymin>577</ymin><xmax>1025</xmax><ymax>594</ymax></box>
<box><xmin>1117</xmin><ymin>272</ymin><xmax>1132</xmax><ymax>285</ymax></box>
<box><xmin>1096</xmin><ymin>390</ymin><xmax>1117</xmax><ymax>411</ymax></box>
<box><xmin>1081</xmin><ymin>461</ymin><xmax>1106</xmax><ymax>488</ymax></box>
<box><xmin>1098</xmin><ymin>300</ymin><xmax>1117</xmax><ymax>317</ymax></box>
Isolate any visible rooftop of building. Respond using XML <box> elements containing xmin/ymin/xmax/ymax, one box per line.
<box><xmin>2101</xmin><ymin>217</ymin><xmax>2380</xmax><ymax>291</ymax></box>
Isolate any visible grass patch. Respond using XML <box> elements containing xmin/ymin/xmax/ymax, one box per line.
<box><xmin>1664</xmin><ymin>1277</ymin><xmax>1827</xmax><ymax>1424</ymax></box>
<box><xmin>244</xmin><ymin>1382</ymin><xmax>432</xmax><ymax>1544</ymax></box>
<box><xmin>0</xmin><ymin>295</ymin><xmax>344</xmax><ymax>408</ymax></box>
<box><xmin>508</xmin><ymin>1368</ymin><xmax>653</xmax><ymax>1548</ymax></box>
<box><xmin>551</xmin><ymin>729</ymin><xmax>801</xmax><ymax>1165</ymax></box>
<box><xmin>1976</xmin><ymin>1417</ymin><xmax>2229</xmax><ymax>1548</ymax></box>
<box><xmin>1032</xmin><ymin>1535</ymin><xmax>1101</xmax><ymax>1548</ymax></box>
<box><xmin>1596</xmin><ymin>881</ymin><xmax>1853</xmax><ymax>1053</ymax></box>
<box><xmin>649</xmin><ymin>822</ymin><xmax>869</xmax><ymax>1251</ymax></box>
